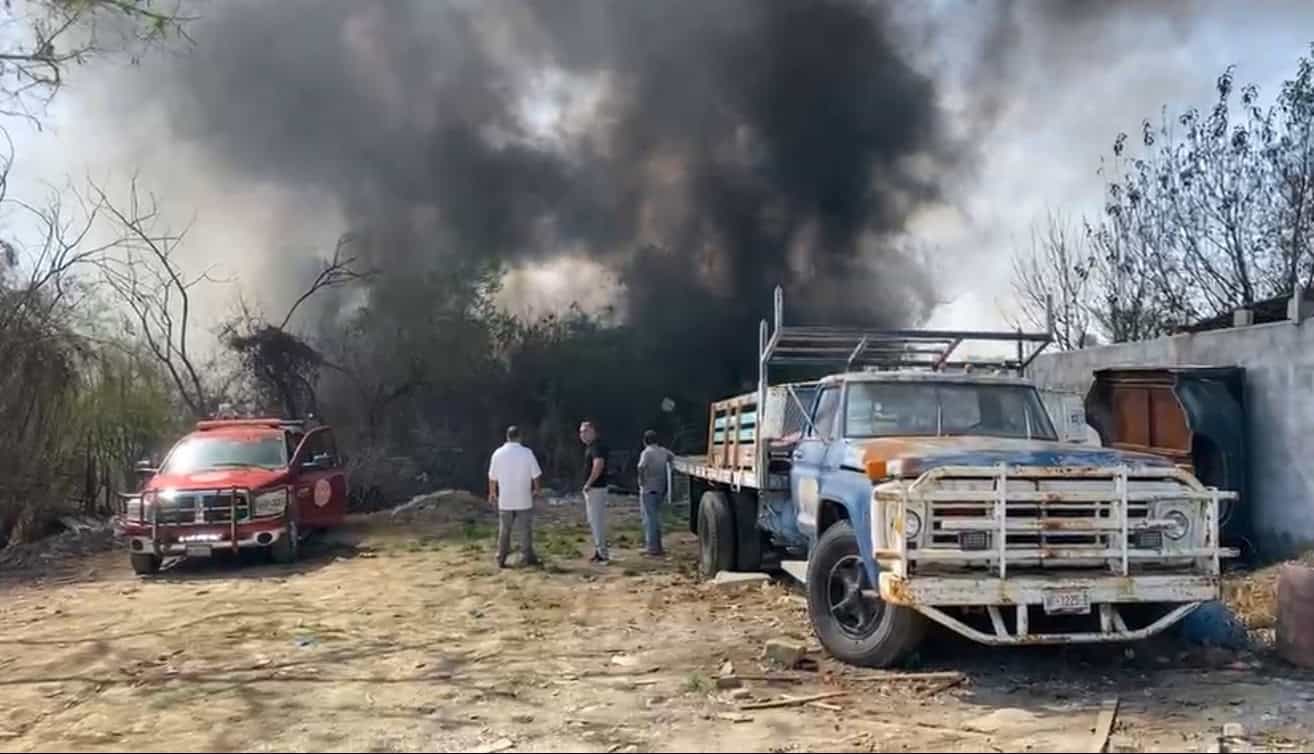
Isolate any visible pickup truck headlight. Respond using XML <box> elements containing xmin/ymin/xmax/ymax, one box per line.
<box><xmin>1151</xmin><ymin>502</ymin><xmax>1192</xmax><ymax>542</ymax></box>
<box><xmin>904</xmin><ymin>509</ymin><xmax>923</xmax><ymax>539</ymax></box>
<box><xmin>124</xmin><ymin>496</ymin><xmax>143</xmax><ymax>520</ymax></box>
<box><xmin>253</xmin><ymin>488</ymin><xmax>289</xmax><ymax>517</ymax></box>
<box><xmin>1163</xmin><ymin>510</ymin><xmax>1190</xmax><ymax>540</ymax></box>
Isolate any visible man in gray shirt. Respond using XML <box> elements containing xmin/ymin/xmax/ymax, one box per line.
<box><xmin>636</xmin><ymin>430</ymin><xmax>675</xmax><ymax>557</ymax></box>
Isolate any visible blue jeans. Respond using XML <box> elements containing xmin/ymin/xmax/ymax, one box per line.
<box><xmin>639</xmin><ymin>489</ymin><xmax>664</xmax><ymax>554</ymax></box>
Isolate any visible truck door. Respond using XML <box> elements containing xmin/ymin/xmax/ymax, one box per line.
<box><xmin>291</xmin><ymin>428</ymin><xmax>342</xmax><ymax>529</ymax></box>
<box><xmin>314</xmin><ymin>429</ymin><xmax>348</xmax><ymax>527</ymax></box>
<box><xmin>791</xmin><ymin>383</ymin><xmax>842</xmax><ymax>539</ymax></box>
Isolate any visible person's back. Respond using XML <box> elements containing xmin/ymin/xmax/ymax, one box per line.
<box><xmin>636</xmin><ymin>430</ymin><xmax>674</xmax><ymax>557</ymax></box>
<box><xmin>637</xmin><ymin>442</ymin><xmax>674</xmax><ymax>497</ymax></box>
<box><xmin>488</xmin><ymin>426</ymin><xmax>542</xmax><ymax>568</ymax></box>
<box><xmin>489</xmin><ymin>441</ymin><xmax>539</xmax><ymax>511</ymax></box>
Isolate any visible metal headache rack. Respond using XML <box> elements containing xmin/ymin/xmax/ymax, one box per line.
<box><xmin>757</xmin><ymin>286</ymin><xmax>1053</xmax><ymax>376</ymax></box>
<box><xmin>686</xmin><ymin>286</ymin><xmax>1056</xmax><ymax>492</ymax></box>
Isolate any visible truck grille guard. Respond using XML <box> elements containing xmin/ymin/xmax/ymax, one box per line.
<box><xmin>123</xmin><ymin>488</ymin><xmax>253</xmax><ymax>554</ymax></box>
<box><xmin>870</xmin><ymin>464</ymin><xmax>1239</xmax><ymax>645</ymax></box>
<box><xmin>873</xmin><ymin>464</ymin><xmax>1236</xmax><ymax>579</ymax></box>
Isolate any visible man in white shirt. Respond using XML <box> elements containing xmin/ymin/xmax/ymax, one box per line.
<box><xmin>488</xmin><ymin>425</ymin><xmax>543</xmax><ymax>568</ymax></box>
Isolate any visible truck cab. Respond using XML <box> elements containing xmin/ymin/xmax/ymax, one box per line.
<box><xmin>676</xmin><ymin>287</ymin><xmax>1235</xmax><ymax>667</ymax></box>
<box><xmin>118</xmin><ymin>418</ymin><xmax>348</xmax><ymax>574</ymax></box>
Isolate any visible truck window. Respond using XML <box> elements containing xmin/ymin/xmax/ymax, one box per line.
<box><xmin>811</xmin><ymin>387</ymin><xmax>841</xmax><ymax>440</ymax></box>
<box><xmin>845</xmin><ymin>382</ymin><xmax>1058</xmax><ymax>441</ymax></box>
<box><xmin>286</xmin><ymin>432</ymin><xmax>304</xmax><ymax>460</ymax></box>
<box><xmin>322</xmin><ymin>430</ymin><xmax>339</xmax><ymax>467</ymax></box>
<box><xmin>846</xmin><ymin>383</ymin><xmax>937</xmax><ymax>436</ymax></box>
<box><xmin>300</xmin><ymin>431</ymin><xmax>335</xmax><ymax>466</ymax></box>
<box><xmin>162</xmin><ymin>434</ymin><xmax>287</xmax><ymax>474</ymax></box>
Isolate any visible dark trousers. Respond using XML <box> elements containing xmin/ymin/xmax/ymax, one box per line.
<box><xmin>496</xmin><ymin>508</ymin><xmax>536</xmax><ymax>565</ymax></box>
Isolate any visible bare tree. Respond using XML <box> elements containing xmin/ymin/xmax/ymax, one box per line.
<box><xmin>1273</xmin><ymin>44</ymin><xmax>1314</xmax><ymax>292</ymax></box>
<box><xmin>89</xmin><ymin>175</ymin><xmax>214</xmax><ymax>416</ymax></box>
<box><xmin>221</xmin><ymin>233</ymin><xmax>372</xmax><ymax>418</ymax></box>
<box><xmin>0</xmin><ymin>0</ymin><xmax>192</xmax><ymax>125</ymax></box>
<box><xmin>1093</xmin><ymin>57</ymin><xmax>1314</xmax><ymax>330</ymax></box>
<box><xmin>278</xmin><ymin>233</ymin><xmax>368</xmax><ymax>329</ymax></box>
<box><xmin>1009</xmin><ymin>211</ymin><xmax>1092</xmax><ymax>350</ymax></box>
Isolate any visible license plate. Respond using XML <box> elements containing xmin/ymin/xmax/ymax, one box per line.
<box><xmin>1042</xmin><ymin>589</ymin><xmax>1091</xmax><ymax>615</ymax></box>
<box><xmin>184</xmin><ymin>544</ymin><xmax>213</xmax><ymax>558</ymax></box>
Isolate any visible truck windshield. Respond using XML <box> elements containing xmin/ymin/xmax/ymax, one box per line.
<box><xmin>844</xmin><ymin>382</ymin><xmax>1058</xmax><ymax>440</ymax></box>
<box><xmin>161</xmin><ymin>435</ymin><xmax>288</xmax><ymax>474</ymax></box>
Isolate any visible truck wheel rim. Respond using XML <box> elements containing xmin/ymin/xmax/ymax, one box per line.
<box><xmin>827</xmin><ymin>554</ymin><xmax>881</xmax><ymax>637</ymax></box>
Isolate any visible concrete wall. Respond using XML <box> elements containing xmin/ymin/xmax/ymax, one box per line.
<box><xmin>1028</xmin><ymin>319</ymin><xmax>1314</xmax><ymax>559</ymax></box>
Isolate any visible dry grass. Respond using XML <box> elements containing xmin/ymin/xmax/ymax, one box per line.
<box><xmin>1223</xmin><ymin>551</ymin><xmax>1314</xmax><ymax>630</ymax></box>
<box><xmin>1224</xmin><ymin>567</ymin><xmax>1281</xmax><ymax>629</ymax></box>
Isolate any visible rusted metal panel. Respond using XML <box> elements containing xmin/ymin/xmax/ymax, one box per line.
<box><xmin>877</xmin><ymin>573</ymin><xmax>1220</xmax><ymax>606</ymax></box>
<box><xmin>898</xmin><ymin>546</ymin><xmax>1223</xmax><ymax>562</ymax></box>
<box><xmin>1112</xmin><ymin>387</ymin><xmax>1151</xmax><ymax>448</ymax></box>
<box><xmin>1277</xmin><ymin>563</ymin><xmax>1314</xmax><ymax>669</ymax></box>
<box><xmin>1105</xmin><ymin>380</ymin><xmax>1192</xmax><ymax>461</ymax></box>
<box><xmin>1150</xmin><ymin>387</ymin><xmax>1191</xmax><ymax>456</ymax></box>
<box><xmin>1085</xmin><ymin>366</ymin><xmax>1247</xmax><ymax>541</ymax></box>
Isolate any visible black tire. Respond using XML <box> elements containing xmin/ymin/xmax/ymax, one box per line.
<box><xmin>733</xmin><ymin>491</ymin><xmax>762</xmax><ymax>572</ymax></box>
<box><xmin>806</xmin><ymin>521</ymin><xmax>925</xmax><ymax>668</ymax></box>
<box><xmin>130</xmin><ymin>552</ymin><xmax>161</xmax><ymax>575</ymax></box>
<box><xmin>270</xmin><ymin>516</ymin><xmax>300</xmax><ymax>565</ymax></box>
<box><xmin>697</xmin><ymin>490</ymin><xmax>735</xmax><ymax>580</ymax></box>
<box><xmin>688</xmin><ymin>479</ymin><xmax>707</xmax><ymax>534</ymax></box>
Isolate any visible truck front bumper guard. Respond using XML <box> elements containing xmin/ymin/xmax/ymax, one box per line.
<box><xmin>119</xmin><ymin>486</ymin><xmax>288</xmax><ymax>556</ymax></box>
<box><xmin>129</xmin><ymin>527</ymin><xmax>289</xmax><ymax>556</ymax></box>
<box><xmin>875</xmin><ymin>573</ymin><xmax>1217</xmax><ymax>645</ymax></box>
<box><xmin>867</xmin><ymin>463</ymin><xmax>1237</xmax><ymax>645</ymax></box>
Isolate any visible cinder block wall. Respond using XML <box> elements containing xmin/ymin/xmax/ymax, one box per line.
<box><xmin>1028</xmin><ymin>320</ymin><xmax>1314</xmax><ymax>560</ymax></box>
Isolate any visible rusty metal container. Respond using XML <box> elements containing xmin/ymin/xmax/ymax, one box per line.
<box><xmin>1085</xmin><ymin>367</ymin><xmax>1248</xmax><ymax>547</ymax></box>
<box><xmin>1277</xmin><ymin>563</ymin><xmax>1314</xmax><ymax>668</ymax></box>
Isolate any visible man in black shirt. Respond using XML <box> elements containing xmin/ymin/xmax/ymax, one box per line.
<box><xmin>579</xmin><ymin>420</ymin><xmax>609</xmax><ymax>563</ymax></box>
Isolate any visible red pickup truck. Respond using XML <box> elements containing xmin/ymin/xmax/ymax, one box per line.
<box><xmin>119</xmin><ymin>418</ymin><xmax>349</xmax><ymax>574</ymax></box>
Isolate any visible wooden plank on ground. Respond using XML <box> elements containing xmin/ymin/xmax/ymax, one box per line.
<box><xmin>1088</xmin><ymin>697</ymin><xmax>1119</xmax><ymax>753</ymax></box>
<box><xmin>739</xmin><ymin>691</ymin><xmax>847</xmax><ymax>711</ymax></box>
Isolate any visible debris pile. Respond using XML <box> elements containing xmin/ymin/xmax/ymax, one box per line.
<box><xmin>541</xmin><ymin>489</ymin><xmax>584</xmax><ymax>507</ymax></box>
<box><xmin>386</xmin><ymin>489</ymin><xmax>488</xmax><ymax>520</ymax></box>
<box><xmin>0</xmin><ymin>517</ymin><xmax>117</xmax><ymax>572</ymax></box>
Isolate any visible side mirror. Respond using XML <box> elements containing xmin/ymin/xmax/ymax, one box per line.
<box><xmin>135</xmin><ymin>459</ymin><xmax>158</xmax><ymax>475</ymax></box>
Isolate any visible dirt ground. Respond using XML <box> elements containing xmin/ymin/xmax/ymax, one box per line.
<box><xmin>2</xmin><ymin>493</ymin><xmax>1313</xmax><ymax>753</ymax></box>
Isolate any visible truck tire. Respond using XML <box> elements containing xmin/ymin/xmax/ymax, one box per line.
<box><xmin>697</xmin><ymin>490</ymin><xmax>735</xmax><ymax>580</ymax></box>
<box><xmin>688</xmin><ymin>478</ymin><xmax>707</xmax><ymax>534</ymax></box>
<box><xmin>806</xmin><ymin>521</ymin><xmax>925</xmax><ymax>668</ymax></box>
<box><xmin>733</xmin><ymin>491</ymin><xmax>762</xmax><ymax>572</ymax></box>
<box><xmin>270</xmin><ymin>517</ymin><xmax>300</xmax><ymax>565</ymax></box>
<box><xmin>130</xmin><ymin>552</ymin><xmax>161</xmax><ymax>575</ymax></box>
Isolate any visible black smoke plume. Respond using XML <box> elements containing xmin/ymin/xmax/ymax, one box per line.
<box><xmin>113</xmin><ymin>0</ymin><xmax>1079</xmax><ymax>475</ymax></box>
<box><xmin>141</xmin><ymin>0</ymin><xmax>951</xmax><ymax>344</ymax></box>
